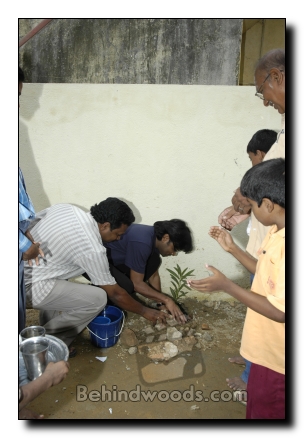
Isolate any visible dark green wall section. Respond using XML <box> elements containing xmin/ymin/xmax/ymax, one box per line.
<box><xmin>19</xmin><ymin>19</ymin><xmax>242</xmax><ymax>85</ymax></box>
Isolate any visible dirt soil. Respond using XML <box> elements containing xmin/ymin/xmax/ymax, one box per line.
<box><xmin>24</xmin><ymin>296</ymin><xmax>247</xmax><ymax>419</ymax></box>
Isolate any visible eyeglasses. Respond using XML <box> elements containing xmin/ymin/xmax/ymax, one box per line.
<box><xmin>255</xmin><ymin>70</ymin><xmax>284</xmax><ymax>100</ymax></box>
<box><xmin>255</xmin><ymin>73</ymin><xmax>271</xmax><ymax>100</ymax></box>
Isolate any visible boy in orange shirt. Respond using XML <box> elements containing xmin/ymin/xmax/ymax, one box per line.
<box><xmin>189</xmin><ymin>158</ymin><xmax>285</xmax><ymax>419</ymax></box>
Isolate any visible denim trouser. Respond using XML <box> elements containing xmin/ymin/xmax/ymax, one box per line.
<box><xmin>19</xmin><ymin>250</ymin><xmax>26</xmax><ymax>334</ymax></box>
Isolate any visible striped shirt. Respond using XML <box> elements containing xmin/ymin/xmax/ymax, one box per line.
<box><xmin>19</xmin><ymin>167</ymin><xmax>35</xmax><ymax>252</ymax></box>
<box><xmin>24</xmin><ymin>203</ymin><xmax>116</xmax><ymax>305</ymax></box>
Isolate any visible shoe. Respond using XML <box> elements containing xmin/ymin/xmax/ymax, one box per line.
<box><xmin>69</xmin><ymin>347</ymin><xmax>77</xmax><ymax>358</ymax></box>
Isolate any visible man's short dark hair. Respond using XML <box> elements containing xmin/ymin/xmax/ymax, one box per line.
<box><xmin>90</xmin><ymin>197</ymin><xmax>135</xmax><ymax>229</ymax></box>
<box><xmin>246</xmin><ymin>129</ymin><xmax>278</xmax><ymax>155</ymax></box>
<box><xmin>240</xmin><ymin>158</ymin><xmax>285</xmax><ymax>208</ymax></box>
<box><xmin>154</xmin><ymin>219</ymin><xmax>193</xmax><ymax>253</ymax></box>
<box><xmin>19</xmin><ymin>66</ymin><xmax>25</xmax><ymax>83</ymax></box>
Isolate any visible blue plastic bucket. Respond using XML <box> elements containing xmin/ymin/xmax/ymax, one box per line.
<box><xmin>87</xmin><ymin>305</ymin><xmax>124</xmax><ymax>348</ymax></box>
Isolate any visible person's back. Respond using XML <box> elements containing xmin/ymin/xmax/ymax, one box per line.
<box><xmin>104</xmin><ymin>219</ymin><xmax>193</xmax><ymax>324</ymax></box>
<box><xmin>105</xmin><ymin>223</ymin><xmax>156</xmax><ymax>272</ymax></box>
<box><xmin>25</xmin><ymin>203</ymin><xmax>116</xmax><ymax>305</ymax></box>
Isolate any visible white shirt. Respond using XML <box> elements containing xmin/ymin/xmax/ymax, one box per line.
<box><xmin>24</xmin><ymin>204</ymin><xmax>116</xmax><ymax>305</ymax></box>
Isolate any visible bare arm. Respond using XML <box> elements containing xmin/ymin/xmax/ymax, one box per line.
<box><xmin>189</xmin><ymin>265</ymin><xmax>284</xmax><ymax>323</ymax></box>
<box><xmin>130</xmin><ymin>269</ymin><xmax>187</xmax><ymax>323</ymax></box>
<box><xmin>101</xmin><ymin>283</ymin><xmax>169</xmax><ymax>324</ymax></box>
<box><xmin>19</xmin><ymin>361</ymin><xmax>70</xmax><ymax>411</ymax></box>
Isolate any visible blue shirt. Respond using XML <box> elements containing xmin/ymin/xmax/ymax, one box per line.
<box><xmin>19</xmin><ymin>167</ymin><xmax>35</xmax><ymax>252</ymax></box>
<box><xmin>104</xmin><ymin>224</ymin><xmax>157</xmax><ymax>274</ymax></box>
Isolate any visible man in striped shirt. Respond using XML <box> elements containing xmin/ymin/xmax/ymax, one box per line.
<box><xmin>19</xmin><ymin>66</ymin><xmax>44</xmax><ymax>333</ymax></box>
<box><xmin>24</xmin><ymin>198</ymin><xmax>168</xmax><ymax>347</ymax></box>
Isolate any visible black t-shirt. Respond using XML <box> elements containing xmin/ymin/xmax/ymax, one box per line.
<box><xmin>104</xmin><ymin>224</ymin><xmax>157</xmax><ymax>274</ymax></box>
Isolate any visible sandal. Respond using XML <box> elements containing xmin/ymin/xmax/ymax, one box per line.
<box><xmin>69</xmin><ymin>347</ymin><xmax>77</xmax><ymax>358</ymax></box>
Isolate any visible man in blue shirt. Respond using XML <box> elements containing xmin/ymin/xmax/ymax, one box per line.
<box><xmin>104</xmin><ymin>219</ymin><xmax>193</xmax><ymax>323</ymax></box>
<box><xmin>19</xmin><ymin>67</ymin><xmax>44</xmax><ymax>333</ymax></box>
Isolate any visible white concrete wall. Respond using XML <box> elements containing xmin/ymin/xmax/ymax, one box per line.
<box><xmin>19</xmin><ymin>84</ymin><xmax>281</xmax><ymax>300</ymax></box>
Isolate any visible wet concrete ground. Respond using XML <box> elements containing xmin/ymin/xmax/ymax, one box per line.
<box><xmin>24</xmin><ymin>297</ymin><xmax>247</xmax><ymax>420</ymax></box>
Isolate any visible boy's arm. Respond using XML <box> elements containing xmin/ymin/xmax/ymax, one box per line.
<box><xmin>189</xmin><ymin>265</ymin><xmax>284</xmax><ymax>323</ymax></box>
<box><xmin>209</xmin><ymin>226</ymin><xmax>257</xmax><ymax>274</ymax></box>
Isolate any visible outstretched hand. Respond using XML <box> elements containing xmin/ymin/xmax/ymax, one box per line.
<box><xmin>209</xmin><ymin>226</ymin><xmax>235</xmax><ymax>252</ymax></box>
<box><xmin>218</xmin><ymin>206</ymin><xmax>250</xmax><ymax>231</ymax></box>
<box><xmin>188</xmin><ymin>265</ymin><xmax>228</xmax><ymax>293</ymax></box>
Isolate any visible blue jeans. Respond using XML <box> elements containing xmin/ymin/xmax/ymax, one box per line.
<box><xmin>19</xmin><ymin>250</ymin><xmax>26</xmax><ymax>334</ymax></box>
<box><xmin>241</xmin><ymin>359</ymin><xmax>252</xmax><ymax>384</ymax></box>
<box><xmin>240</xmin><ymin>273</ymin><xmax>255</xmax><ymax>384</ymax></box>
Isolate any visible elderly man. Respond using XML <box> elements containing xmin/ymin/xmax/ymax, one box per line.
<box><xmin>217</xmin><ymin>48</ymin><xmax>285</xmax><ymax>393</ymax></box>
<box><xmin>24</xmin><ymin>198</ymin><xmax>169</xmax><ymax>351</ymax></box>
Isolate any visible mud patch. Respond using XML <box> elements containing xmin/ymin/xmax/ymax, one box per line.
<box><xmin>24</xmin><ymin>296</ymin><xmax>247</xmax><ymax>419</ymax></box>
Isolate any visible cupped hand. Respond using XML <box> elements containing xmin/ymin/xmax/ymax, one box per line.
<box><xmin>218</xmin><ymin>206</ymin><xmax>250</xmax><ymax>230</ymax></box>
<box><xmin>188</xmin><ymin>265</ymin><xmax>228</xmax><ymax>293</ymax></box>
<box><xmin>209</xmin><ymin>226</ymin><xmax>235</xmax><ymax>252</ymax></box>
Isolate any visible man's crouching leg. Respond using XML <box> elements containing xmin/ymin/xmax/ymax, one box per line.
<box><xmin>34</xmin><ymin>280</ymin><xmax>107</xmax><ymax>346</ymax></box>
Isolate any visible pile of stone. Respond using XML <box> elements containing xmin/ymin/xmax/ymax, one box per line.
<box><xmin>119</xmin><ymin>315</ymin><xmax>214</xmax><ymax>362</ymax></box>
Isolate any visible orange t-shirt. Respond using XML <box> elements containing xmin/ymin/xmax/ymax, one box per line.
<box><xmin>240</xmin><ymin>225</ymin><xmax>285</xmax><ymax>375</ymax></box>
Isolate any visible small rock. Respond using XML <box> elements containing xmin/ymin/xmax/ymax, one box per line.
<box><xmin>128</xmin><ymin>347</ymin><xmax>137</xmax><ymax>355</ymax></box>
<box><xmin>158</xmin><ymin>333</ymin><xmax>167</xmax><ymax>341</ymax></box>
<box><xmin>188</xmin><ymin>328</ymin><xmax>194</xmax><ymax>336</ymax></box>
<box><xmin>201</xmin><ymin>323</ymin><xmax>210</xmax><ymax>330</ymax></box>
<box><xmin>203</xmin><ymin>301</ymin><xmax>214</xmax><ymax>308</ymax></box>
<box><xmin>138</xmin><ymin>341</ymin><xmax>178</xmax><ymax>361</ymax></box>
<box><xmin>143</xmin><ymin>326</ymin><xmax>155</xmax><ymax>335</ymax></box>
<box><xmin>145</xmin><ymin>335</ymin><xmax>155</xmax><ymax>343</ymax></box>
<box><xmin>173</xmin><ymin>336</ymin><xmax>196</xmax><ymax>353</ymax></box>
<box><xmin>184</xmin><ymin>327</ymin><xmax>189</xmax><ymax>332</ymax></box>
<box><xmin>120</xmin><ymin>328</ymin><xmax>139</xmax><ymax>347</ymax></box>
<box><xmin>167</xmin><ymin>327</ymin><xmax>182</xmax><ymax>341</ymax></box>
<box><xmin>155</xmin><ymin>322</ymin><xmax>167</xmax><ymax>331</ymax></box>
<box><xmin>167</xmin><ymin>318</ymin><xmax>178</xmax><ymax>327</ymax></box>
<box><xmin>202</xmin><ymin>332</ymin><xmax>213</xmax><ymax>342</ymax></box>
<box><xmin>214</xmin><ymin>301</ymin><xmax>221</xmax><ymax>310</ymax></box>
<box><xmin>190</xmin><ymin>405</ymin><xmax>200</xmax><ymax>410</ymax></box>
